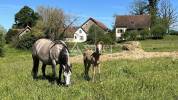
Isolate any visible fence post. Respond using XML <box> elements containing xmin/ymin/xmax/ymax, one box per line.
<box><xmin>110</xmin><ymin>45</ymin><xmax>113</xmax><ymax>53</ymax></box>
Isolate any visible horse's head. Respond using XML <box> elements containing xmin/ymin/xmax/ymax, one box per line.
<box><xmin>59</xmin><ymin>41</ymin><xmax>72</xmax><ymax>86</ymax></box>
<box><xmin>63</xmin><ymin>64</ymin><xmax>72</xmax><ymax>86</ymax></box>
<box><xmin>95</xmin><ymin>41</ymin><xmax>103</xmax><ymax>55</ymax></box>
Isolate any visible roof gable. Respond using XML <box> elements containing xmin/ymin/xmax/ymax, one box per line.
<box><xmin>81</xmin><ymin>17</ymin><xmax>108</xmax><ymax>32</ymax></box>
<box><xmin>18</xmin><ymin>26</ymin><xmax>32</xmax><ymax>37</ymax></box>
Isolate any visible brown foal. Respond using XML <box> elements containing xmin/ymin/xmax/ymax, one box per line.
<box><xmin>83</xmin><ymin>41</ymin><xmax>103</xmax><ymax>82</ymax></box>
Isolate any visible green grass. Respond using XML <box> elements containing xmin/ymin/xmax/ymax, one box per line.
<box><xmin>1</xmin><ymin>46</ymin><xmax>178</xmax><ymax>99</ymax></box>
<box><xmin>141</xmin><ymin>35</ymin><xmax>178</xmax><ymax>52</ymax></box>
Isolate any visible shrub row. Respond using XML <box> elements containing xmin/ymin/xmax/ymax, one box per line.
<box><xmin>0</xmin><ymin>32</ymin><xmax>5</xmax><ymax>57</ymax></box>
<box><xmin>120</xmin><ymin>24</ymin><xmax>166</xmax><ymax>41</ymax></box>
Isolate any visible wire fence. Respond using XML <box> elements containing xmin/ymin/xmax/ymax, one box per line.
<box><xmin>68</xmin><ymin>42</ymin><xmax>122</xmax><ymax>56</ymax></box>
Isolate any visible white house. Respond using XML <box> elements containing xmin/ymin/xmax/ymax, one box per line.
<box><xmin>74</xmin><ymin>28</ymin><xmax>87</xmax><ymax>42</ymax></box>
<box><xmin>73</xmin><ymin>18</ymin><xmax>108</xmax><ymax>42</ymax></box>
<box><xmin>115</xmin><ymin>15</ymin><xmax>151</xmax><ymax>40</ymax></box>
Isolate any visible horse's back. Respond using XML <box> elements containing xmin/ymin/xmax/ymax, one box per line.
<box><xmin>32</xmin><ymin>39</ymin><xmax>53</xmax><ymax>63</ymax></box>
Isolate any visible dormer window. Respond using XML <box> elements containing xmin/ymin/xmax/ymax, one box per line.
<box><xmin>79</xmin><ymin>30</ymin><xmax>82</xmax><ymax>33</ymax></box>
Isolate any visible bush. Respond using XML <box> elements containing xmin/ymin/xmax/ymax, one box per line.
<box><xmin>15</xmin><ymin>33</ymin><xmax>38</xmax><ymax>50</ymax></box>
<box><xmin>87</xmin><ymin>25</ymin><xmax>115</xmax><ymax>45</ymax></box>
<box><xmin>100</xmin><ymin>33</ymin><xmax>115</xmax><ymax>45</ymax></box>
<box><xmin>5</xmin><ymin>29</ymin><xmax>19</xmax><ymax>43</ymax></box>
<box><xmin>169</xmin><ymin>30</ymin><xmax>178</xmax><ymax>35</ymax></box>
<box><xmin>0</xmin><ymin>32</ymin><xmax>5</xmax><ymax>57</ymax></box>
<box><xmin>151</xmin><ymin>24</ymin><xmax>166</xmax><ymax>39</ymax></box>
<box><xmin>123</xmin><ymin>30</ymin><xmax>138</xmax><ymax>41</ymax></box>
<box><xmin>139</xmin><ymin>28</ymin><xmax>150</xmax><ymax>40</ymax></box>
<box><xmin>87</xmin><ymin>25</ymin><xmax>105</xmax><ymax>44</ymax></box>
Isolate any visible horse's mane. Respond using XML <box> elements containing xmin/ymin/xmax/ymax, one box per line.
<box><xmin>53</xmin><ymin>40</ymin><xmax>70</xmax><ymax>53</ymax></box>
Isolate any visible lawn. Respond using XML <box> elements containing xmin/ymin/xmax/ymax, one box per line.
<box><xmin>1</xmin><ymin>46</ymin><xmax>178</xmax><ymax>99</ymax></box>
<box><xmin>140</xmin><ymin>35</ymin><xmax>178</xmax><ymax>52</ymax></box>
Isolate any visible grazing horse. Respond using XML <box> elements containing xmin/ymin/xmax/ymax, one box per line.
<box><xmin>83</xmin><ymin>41</ymin><xmax>103</xmax><ymax>82</ymax></box>
<box><xmin>32</xmin><ymin>39</ymin><xmax>72</xmax><ymax>86</ymax></box>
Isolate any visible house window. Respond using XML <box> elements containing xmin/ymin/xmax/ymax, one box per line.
<box><xmin>117</xmin><ymin>29</ymin><xmax>123</xmax><ymax>33</ymax></box>
<box><xmin>74</xmin><ymin>36</ymin><xmax>77</xmax><ymax>39</ymax></box>
<box><xmin>80</xmin><ymin>36</ymin><xmax>84</xmax><ymax>40</ymax></box>
<box><xmin>119</xmin><ymin>29</ymin><xmax>123</xmax><ymax>33</ymax></box>
<box><xmin>79</xmin><ymin>30</ymin><xmax>82</xmax><ymax>33</ymax></box>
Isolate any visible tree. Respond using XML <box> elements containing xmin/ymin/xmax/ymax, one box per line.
<box><xmin>148</xmin><ymin>0</ymin><xmax>160</xmax><ymax>26</ymax></box>
<box><xmin>87</xmin><ymin>25</ymin><xmax>114</xmax><ymax>44</ymax></box>
<box><xmin>37</xmin><ymin>6</ymin><xmax>78</xmax><ymax>40</ymax></box>
<box><xmin>151</xmin><ymin>24</ymin><xmax>166</xmax><ymax>39</ymax></box>
<box><xmin>159</xmin><ymin>0</ymin><xmax>178</xmax><ymax>34</ymax></box>
<box><xmin>0</xmin><ymin>25</ymin><xmax>6</xmax><ymax>57</ymax></box>
<box><xmin>87</xmin><ymin>25</ymin><xmax>105</xmax><ymax>44</ymax></box>
<box><xmin>130</xmin><ymin>0</ymin><xmax>148</xmax><ymax>15</ymax></box>
<box><xmin>14</xmin><ymin>6</ymin><xmax>39</xmax><ymax>28</ymax></box>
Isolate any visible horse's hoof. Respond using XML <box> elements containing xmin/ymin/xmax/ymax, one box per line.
<box><xmin>57</xmin><ymin>80</ymin><xmax>65</xmax><ymax>85</ymax></box>
<box><xmin>86</xmin><ymin>77</ymin><xmax>90</xmax><ymax>81</ymax></box>
<box><xmin>42</xmin><ymin>76</ymin><xmax>46</xmax><ymax>80</ymax></box>
<box><xmin>33</xmin><ymin>76</ymin><xmax>38</xmax><ymax>80</ymax></box>
<box><xmin>65</xmin><ymin>85</ymin><xmax>69</xmax><ymax>87</ymax></box>
<box><xmin>51</xmin><ymin>81</ymin><xmax>56</xmax><ymax>85</ymax></box>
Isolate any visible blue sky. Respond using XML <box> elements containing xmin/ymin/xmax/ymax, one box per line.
<box><xmin>0</xmin><ymin>0</ymin><xmax>178</xmax><ymax>30</ymax></box>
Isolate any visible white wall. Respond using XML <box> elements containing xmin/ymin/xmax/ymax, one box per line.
<box><xmin>73</xmin><ymin>28</ymin><xmax>87</xmax><ymax>42</ymax></box>
<box><xmin>115</xmin><ymin>28</ymin><xmax>127</xmax><ymax>40</ymax></box>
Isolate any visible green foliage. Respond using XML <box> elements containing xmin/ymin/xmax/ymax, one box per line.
<box><xmin>139</xmin><ymin>28</ymin><xmax>150</xmax><ymax>40</ymax></box>
<box><xmin>14</xmin><ymin>6</ymin><xmax>39</xmax><ymax>28</ymax></box>
<box><xmin>0</xmin><ymin>25</ymin><xmax>6</xmax><ymax>57</ymax></box>
<box><xmin>15</xmin><ymin>33</ymin><xmax>38</xmax><ymax>50</ymax></box>
<box><xmin>31</xmin><ymin>20</ymin><xmax>45</xmax><ymax>37</ymax></box>
<box><xmin>87</xmin><ymin>25</ymin><xmax>115</xmax><ymax>44</ymax></box>
<box><xmin>5</xmin><ymin>29</ymin><xmax>19</xmax><ymax>43</ymax></box>
<box><xmin>101</xmin><ymin>33</ymin><xmax>115</xmax><ymax>45</ymax></box>
<box><xmin>1</xmin><ymin>47</ymin><xmax>178</xmax><ymax>99</ymax></box>
<box><xmin>151</xmin><ymin>24</ymin><xmax>166</xmax><ymax>39</ymax></box>
<box><xmin>148</xmin><ymin>0</ymin><xmax>160</xmax><ymax>26</ymax></box>
<box><xmin>0</xmin><ymin>32</ymin><xmax>5</xmax><ymax>57</ymax></box>
<box><xmin>123</xmin><ymin>30</ymin><xmax>138</xmax><ymax>41</ymax></box>
<box><xmin>169</xmin><ymin>30</ymin><xmax>178</xmax><ymax>35</ymax></box>
<box><xmin>87</xmin><ymin>25</ymin><xmax>105</xmax><ymax>43</ymax></box>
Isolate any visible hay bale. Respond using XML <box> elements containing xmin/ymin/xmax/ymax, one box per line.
<box><xmin>122</xmin><ymin>41</ymin><xmax>143</xmax><ymax>51</ymax></box>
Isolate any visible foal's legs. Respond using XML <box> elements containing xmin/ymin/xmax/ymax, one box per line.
<box><xmin>51</xmin><ymin>60</ymin><xmax>57</xmax><ymax>82</ymax></box>
<box><xmin>42</xmin><ymin>63</ymin><xmax>46</xmax><ymax>79</ymax></box>
<box><xmin>92</xmin><ymin>66</ymin><xmax>96</xmax><ymax>82</ymax></box>
<box><xmin>32</xmin><ymin>56</ymin><xmax>39</xmax><ymax>79</ymax></box>
<box><xmin>98</xmin><ymin>64</ymin><xmax>101</xmax><ymax>81</ymax></box>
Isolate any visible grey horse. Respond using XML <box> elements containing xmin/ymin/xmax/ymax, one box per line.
<box><xmin>32</xmin><ymin>39</ymin><xmax>72</xmax><ymax>86</ymax></box>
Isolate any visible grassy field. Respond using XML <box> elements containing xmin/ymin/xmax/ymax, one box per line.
<box><xmin>64</xmin><ymin>35</ymin><xmax>178</xmax><ymax>56</ymax></box>
<box><xmin>140</xmin><ymin>35</ymin><xmax>178</xmax><ymax>52</ymax></box>
<box><xmin>1</xmin><ymin>46</ymin><xmax>178</xmax><ymax>99</ymax></box>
